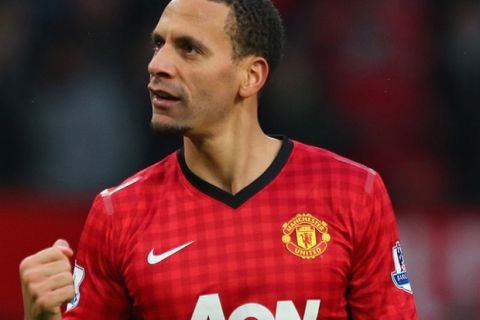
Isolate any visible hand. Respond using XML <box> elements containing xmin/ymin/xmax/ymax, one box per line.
<box><xmin>19</xmin><ymin>239</ymin><xmax>75</xmax><ymax>320</ymax></box>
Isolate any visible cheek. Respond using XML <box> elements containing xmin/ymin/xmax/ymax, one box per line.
<box><xmin>196</xmin><ymin>68</ymin><xmax>238</xmax><ymax>104</ymax></box>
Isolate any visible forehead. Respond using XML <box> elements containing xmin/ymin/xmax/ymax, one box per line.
<box><xmin>155</xmin><ymin>0</ymin><xmax>231</xmax><ymax>42</ymax></box>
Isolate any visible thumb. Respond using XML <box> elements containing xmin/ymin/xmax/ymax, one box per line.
<box><xmin>53</xmin><ymin>239</ymin><xmax>74</xmax><ymax>257</ymax></box>
<box><xmin>54</xmin><ymin>239</ymin><xmax>70</xmax><ymax>248</ymax></box>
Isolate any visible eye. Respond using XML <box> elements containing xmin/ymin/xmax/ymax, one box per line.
<box><xmin>176</xmin><ymin>37</ymin><xmax>203</xmax><ymax>57</ymax></box>
<box><xmin>181</xmin><ymin>43</ymin><xmax>200</xmax><ymax>56</ymax></box>
<box><xmin>152</xmin><ymin>37</ymin><xmax>165</xmax><ymax>53</ymax></box>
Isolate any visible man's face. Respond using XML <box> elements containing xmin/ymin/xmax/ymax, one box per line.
<box><xmin>148</xmin><ymin>0</ymin><xmax>241</xmax><ymax>136</ymax></box>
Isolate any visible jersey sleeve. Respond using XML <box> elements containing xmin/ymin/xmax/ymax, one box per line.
<box><xmin>347</xmin><ymin>172</ymin><xmax>418</xmax><ymax>319</ymax></box>
<box><xmin>63</xmin><ymin>193</ymin><xmax>131</xmax><ymax>319</ymax></box>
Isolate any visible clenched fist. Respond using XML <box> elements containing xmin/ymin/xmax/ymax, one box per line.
<box><xmin>19</xmin><ymin>239</ymin><xmax>75</xmax><ymax>320</ymax></box>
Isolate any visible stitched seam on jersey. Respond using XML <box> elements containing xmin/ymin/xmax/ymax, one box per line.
<box><xmin>333</xmin><ymin>154</ymin><xmax>370</xmax><ymax>173</ymax></box>
<box><xmin>98</xmin><ymin>191</ymin><xmax>127</xmax><ymax>282</ymax></box>
<box><xmin>110</xmin><ymin>176</ymin><xmax>142</xmax><ymax>195</ymax></box>
<box><xmin>100</xmin><ymin>190</ymin><xmax>115</xmax><ymax>215</ymax></box>
<box><xmin>364</xmin><ymin>168</ymin><xmax>377</xmax><ymax>193</ymax></box>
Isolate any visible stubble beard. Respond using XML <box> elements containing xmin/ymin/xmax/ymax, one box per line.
<box><xmin>150</xmin><ymin>120</ymin><xmax>191</xmax><ymax>137</ymax></box>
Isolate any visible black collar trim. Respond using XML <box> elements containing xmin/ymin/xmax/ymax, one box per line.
<box><xmin>177</xmin><ymin>136</ymin><xmax>293</xmax><ymax>208</ymax></box>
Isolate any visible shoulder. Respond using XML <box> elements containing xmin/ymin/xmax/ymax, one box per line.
<box><xmin>93</xmin><ymin>151</ymin><xmax>180</xmax><ymax>214</ymax></box>
<box><xmin>290</xmin><ymin>140</ymin><xmax>379</xmax><ymax>193</ymax></box>
<box><xmin>291</xmin><ymin>140</ymin><xmax>370</xmax><ymax>171</ymax></box>
<box><xmin>289</xmin><ymin>140</ymin><xmax>393</xmax><ymax>228</ymax></box>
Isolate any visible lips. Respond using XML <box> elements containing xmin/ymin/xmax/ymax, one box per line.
<box><xmin>148</xmin><ymin>85</ymin><xmax>181</xmax><ymax>107</ymax></box>
<box><xmin>153</xmin><ymin>89</ymin><xmax>179</xmax><ymax>100</ymax></box>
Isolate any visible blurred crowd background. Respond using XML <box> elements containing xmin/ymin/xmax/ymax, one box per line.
<box><xmin>1</xmin><ymin>0</ymin><xmax>479</xmax><ymax>319</ymax></box>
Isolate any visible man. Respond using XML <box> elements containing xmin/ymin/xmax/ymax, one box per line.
<box><xmin>19</xmin><ymin>0</ymin><xmax>418</xmax><ymax>319</ymax></box>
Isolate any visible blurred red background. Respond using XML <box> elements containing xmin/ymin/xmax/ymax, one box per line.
<box><xmin>1</xmin><ymin>0</ymin><xmax>480</xmax><ymax>319</ymax></box>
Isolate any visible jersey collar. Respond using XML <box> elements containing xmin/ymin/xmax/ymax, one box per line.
<box><xmin>177</xmin><ymin>136</ymin><xmax>293</xmax><ymax>208</ymax></box>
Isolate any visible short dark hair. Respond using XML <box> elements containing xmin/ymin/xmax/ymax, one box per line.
<box><xmin>208</xmin><ymin>0</ymin><xmax>285</xmax><ymax>75</ymax></box>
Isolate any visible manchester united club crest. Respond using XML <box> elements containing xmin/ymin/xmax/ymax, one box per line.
<box><xmin>282</xmin><ymin>213</ymin><xmax>331</xmax><ymax>259</ymax></box>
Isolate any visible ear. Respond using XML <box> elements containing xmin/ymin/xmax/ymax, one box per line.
<box><xmin>238</xmin><ymin>56</ymin><xmax>269</xmax><ymax>98</ymax></box>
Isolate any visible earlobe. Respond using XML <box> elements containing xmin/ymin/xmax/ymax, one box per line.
<box><xmin>239</xmin><ymin>57</ymin><xmax>269</xmax><ymax>98</ymax></box>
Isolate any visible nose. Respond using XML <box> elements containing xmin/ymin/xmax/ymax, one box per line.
<box><xmin>147</xmin><ymin>46</ymin><xmax>177</xmax><ymax>79</ymax></box>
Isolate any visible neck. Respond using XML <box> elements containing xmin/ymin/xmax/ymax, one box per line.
<box><xmin>183</xmin><ymin>119</ymin><xmax>281</xmax><ymax>195</ymax></box>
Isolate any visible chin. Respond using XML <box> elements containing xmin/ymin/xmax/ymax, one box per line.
<box><xmin>150</xmin><ymin>120</ymin><xmax>191</xmax><ymax>136</ymax></box>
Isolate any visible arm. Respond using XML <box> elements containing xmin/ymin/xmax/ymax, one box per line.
<box><xmin>62</xmin><ymin>193</ymin><xmax>131</xmax><ymax>319</ymax></box>
<box><xmin>20</xmin><ymin>193</ymin><xmax>131</xmax><ymax>320</ymax></box>
<box><xmin>347</xmin><ymin>173</ymin><xmax>417</xmax><ymax>319</ymax></box>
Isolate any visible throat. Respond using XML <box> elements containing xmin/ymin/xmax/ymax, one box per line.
<box><xmin>182</xmin><ymin>135</ymin><xmax>284</xmax><ymax>195</ymax></box>
<box><xmin>191</xmin><ymin>153</ymin><xmax>251</xmax><ymax>195</ymax></box>
<box><xmin>216</xmin><ymin>176</ymin><xmax>248</xmax><ymax>195</ymax></box>
<box><xmin>177</xmin><ymin>136</ymin><xmax>292</xmax><ymax>208</ymax></box>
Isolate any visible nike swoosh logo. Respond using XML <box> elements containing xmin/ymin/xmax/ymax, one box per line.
<box><xmin>147</xmin><ymin>241</ymin><xmax>195</xmax><ymax>265</ymax></box>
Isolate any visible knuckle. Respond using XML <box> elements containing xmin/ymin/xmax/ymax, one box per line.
<box><xmin>54</xmin><ymin>260</ymin><xmax>68</xmax><ymax>272</ymax></box>
<box><xmin>65</xmin><ymin>285</ymin><xmax>75</xmax><ymax>299</ymax></box>
<box><xmin>54</xmin><ymin>251</ymin><xmax>71</xmax><ymax>266</ymax></box>
<box><xmin>61</xmin><ymin>259</ymin><xmax>72</xmax><ymax>271</ymax></box>
<box><xmin>22</xmin><ymin>269</ymin><xmax>34</xmax><ymax>282</ymax></box>
<box><xmin>23</xmin><ymin>268</ymin><xmax>39</xmax><ymax>284</ymax></box>
<box><xmin>35</xmin><ymin>294</ymin><xmax>50</xmax><ymax>310</ymax></box>
<box><xmin>60</xmin><ymin>271</ymin><xmax>74</xmax><ymax>283</ymax></box>
<box><xmin>19</xmin><ymin>256</ymin><xmax>33</xmax><ymax>273</ymax></box>
<box><xmin>27</xmin><ymin>282</ymin><xmax>40</xmax><ymax>297</ymax></box>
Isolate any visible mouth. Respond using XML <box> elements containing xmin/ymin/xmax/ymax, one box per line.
<box><xmin>148</xmin><ymin>86</ymin><xmax>182</xmax><ymax>108</ymax></box>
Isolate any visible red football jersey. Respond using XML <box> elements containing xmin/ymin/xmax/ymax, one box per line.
<box><xmin>63</xmin><ymin>138</ymin><xmax>417</xmax><ymax>319</ymax></box>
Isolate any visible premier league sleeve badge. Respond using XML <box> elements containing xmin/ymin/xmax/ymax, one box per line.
<box><xmin>391</xmin><ymin>241</ymin><xmax>413</xmax><ymax>294</ymax></box>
